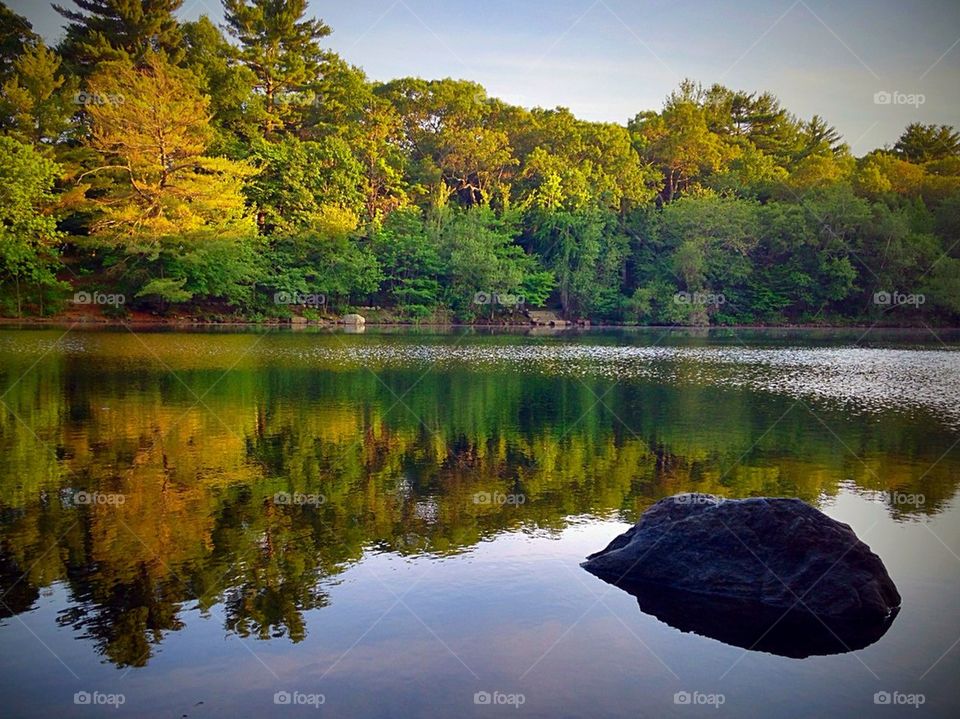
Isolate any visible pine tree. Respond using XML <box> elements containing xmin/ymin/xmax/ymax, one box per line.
<box><xmin>0</xmin><ymin>2</ymin><xmax>40</xmax><ymax>80</ymax></box>
<box><xmin>222</xmin><ymin>0</ymin><xmax>331</xmax><ymax>136</ymax></box>
<box><xmin>54</xmin><ymin>0</ymin><xmax>184</xmax><ymax>74</ymax></box>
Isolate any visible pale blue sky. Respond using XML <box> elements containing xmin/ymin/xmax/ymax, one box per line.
<box><xmin>11</xmin><ymin>0</ymin><xmax>960</xmax><ymax>154</ymax></box>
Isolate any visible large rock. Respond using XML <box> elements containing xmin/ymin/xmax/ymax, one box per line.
<box><xmin>582</xmin><ymin>494</ymin><xmax>900</xmax><ymax>623</ymax></box>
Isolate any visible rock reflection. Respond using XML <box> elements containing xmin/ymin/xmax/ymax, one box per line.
<box><xmin>601</xmin><ymin>581</ymin><xmax>898</xmax><ymax>658</ymax></box>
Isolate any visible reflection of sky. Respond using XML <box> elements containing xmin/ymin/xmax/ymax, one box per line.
<box><xmin>2</xmin><ymin>489</ymin><xmax>958</xmax><ymax>718</ymax></box>
<box><xmin>9</xmin><ymin>0</ymin><xmax>960</xmax><ymax>155</ymax></box>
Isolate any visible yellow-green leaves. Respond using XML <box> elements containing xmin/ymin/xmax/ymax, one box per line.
<box><xmin>83</xmin><ymin>52</ymin><xmax>256</xmax><ymax>242</ymax></box>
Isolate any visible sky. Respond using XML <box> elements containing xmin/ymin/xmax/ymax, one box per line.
<box><xmin>10</xmin><ymin>0</ymin><xmax>960</xmax><ymax>155</ymax></box>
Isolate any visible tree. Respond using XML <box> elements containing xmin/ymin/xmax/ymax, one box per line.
<box><xmin>794</xmin><ymin>115</ymin><xmax>845</xmax><ymax>162</ymax></box>
<box><xmin>630</xmin><ymin>93</ymin><xmax>732</xmax><ymax>202</ymax></box>
<box><xmin>82</xmin><ymin>52</ymin><xmax>254</xmax><ymax>241</ymax></box>
<box><xmin>783</xmin><ymin>153</ymin><xmax>855</xmax><ymax>195</ymax></box>
<box><xmin>0</xmin><ymin>4</ymin><xmax>957</xmax><ymax>327</ymax></box>
<box><xmin>854</xmin><ymin>152</ymin><xmax>926</xmax><ymax>199</ymax></box>
<box><xmin>0</xmin><ymin>136</ymin><xmax>67</xmax><ymax>316</ymax></box>
<box><xmin>181</xmin><ymin>16</ymin><xmax>263</xmax><ymax>146</ymax></box>
<box><xmin>222</xmin><ymin>0</ymin><xmax>331</xmax><ymax>136</ymax></box>
<box><xmin>515</xmin><ymin>108</ymin><xmax>658</xmax><ymax>213</ymax></box>
<box><xmin>370</xmin><ymin>208</ymin><xmax>441</xmax><ymax>318</ymax></box>
<box><xmin>0</xmin><ymin>40</ymin><xmax>74</xmax><ymax>145</ymax></box>
<box><xmin>54</xmin><ymin>0</ymin><xmax>184</xmax><ymax>74</ymax></box>
<box><xmin>651</xmin><ymin>196</ymin><xmax>760</xmax><ymax>323</ymax></box>
<box><xmin>310</xmin><ymin>57</ymin><xmax>407</xmax><ymax>220</ymax></box>
<box><xmin>433</xmin><ymin>209</ymin><xmax>537</xmax><ymax>320</ymax></box>
<box><xmin>0</xmin><ymin>2</ymin><xmax>39</xmax><ymax>81</ymax></box>
<box><xmin>264</xmin><ymin>230</ymin><xmax>381</xmax><ymax>312</ymax></box>
<box><xmin>243</xmin><ymin>135</ymin><xmax>364</xmax><ymax>236</ymax></box>
<box><xmin>78</xmin><ymin>52</ymin><xmax>257</xmax><ymax>307</ymax></box>
<box><xmin>526</xmin><ymin>207</ymin><xmax>611</xmax><ymax>316</ymax></box>
<box><xmin>754</xmin><ymin>189</ymin><xmax>861</xmax><ymax>320</ymax></box>
<box><xmin>894</xmin><ymin>123</ymin><xmax>960</xmax><ymax>163</ymax></box>
<box><xmin>379</xmin><ymin>78</ymin><xmax>517</xmax><ymax>208</ymax></box>
<box><xmin>702</xmin><ymin>85</ymin><xmax>802</xmax><ymax>166</ymax></box>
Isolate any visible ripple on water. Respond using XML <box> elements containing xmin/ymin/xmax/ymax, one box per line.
<box><xmin>293</xmin><ymin>343</ymin><xmax>960</xmax><ymax>429</ymax></box>
<box><xmin>2</xmin><ymin>335</ymin><xmax>958</xmax><ymax>429</ymax></box>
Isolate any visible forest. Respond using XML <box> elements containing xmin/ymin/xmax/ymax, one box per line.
<box><xmin>1</xmin><ymin>0</ymin><xmax>959</xmax><ymax>325</ymax></box>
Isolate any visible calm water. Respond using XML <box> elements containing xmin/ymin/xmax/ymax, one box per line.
<box><xmin>0</xmin><ymin>326</ymin><xmax>959</xmax><ymax>718</ymax></box>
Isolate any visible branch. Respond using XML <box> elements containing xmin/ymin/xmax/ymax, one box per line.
<box><xmin>77</xmin><ymin>165</ymin><xmax>150</xmax><ymax>200</ymax></box>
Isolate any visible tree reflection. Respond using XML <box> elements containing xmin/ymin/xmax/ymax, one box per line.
<box><xmin>0</xmin><ymin>332</ymin><xmax>957</xmax><ymax>667</ymax></box>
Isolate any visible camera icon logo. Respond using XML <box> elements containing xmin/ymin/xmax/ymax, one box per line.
<box><xmin>874</xmin><ymin>91</ymin><xmax>892</xmax><ymax>105</ymax></box>
<box><xmin>674</xmin><ymin>691</ymin><xmax>692</xmax><ymax>704</ymax></box>
<box><xmin>874</xmin><ymin>691</ymin><xmax>891</xmax><ymax>705</ymax></box>
<box><xmin>74</xmin><ymin>691</ymin><xmax>91</xmax><ymax>705</ymax></box>
<box><xmin>473</xmin><ymin>492</ymin><xmax>492</xmax><ymax>505</ymax></box>
<box><xmin>274</xmin><ymin>690</ymin><xmax>292</xmax><ymax>705</ymax></box>
<box><xmin>474</xmin><ymin>691</ymin><xmax>492</xmax><ymax>705</ymax></box>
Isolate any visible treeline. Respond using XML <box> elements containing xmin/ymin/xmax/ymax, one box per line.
<box><xmin>1</xmin><ymin>0</ymin><xmax>959</xmax><ymax>324</ymax></box>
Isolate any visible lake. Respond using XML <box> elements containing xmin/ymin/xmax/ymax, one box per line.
<box><xmin>0</xmin><ymin>326</ymin><xmax>958</xmax><ymax>718</ymax></box>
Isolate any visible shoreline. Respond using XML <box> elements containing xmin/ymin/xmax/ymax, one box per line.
<box><xmin>1</xmin><ymin>316</ymin><xmax>957</xmax><ymax>332</ymax></box>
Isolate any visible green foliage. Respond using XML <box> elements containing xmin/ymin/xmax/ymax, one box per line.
<box><xmin>370</xmin><ymin>208</ymin><xmax>441</xmax><ymax>319</ymax></box>
<box><xmin>136</xmin><ymin>276</ymin><xmax>192</xmax><ymax>304</ymax></box>
<box><xmin>895</xmin><ymin>123</ymin><xmax>960</xmax><ymax>163</ymax></box>
<box><xmin>0</xmin><ymin>40</ymin><xmax>74</xmax><ymax>144</ymax></box>
<box><xmin>222</xmin><ymin>0</ymin><xmax>330</xmax><ymax>136</ymax></box>
<box><xmin>0</xmin><ymin>8</ymin><xmax>956</xmax><ymax>326</ymax></box>
<box><xmin>526</xmin><ymin>206</ymin><xmax>626</xmax><ymax>317</ymax></box>
<box><xmin>264</xmin><ymin>232</ymin><xmax>381</xmax><ymax>312</ymax></box>
<box><xmin>54</xmin><ymin>0</ymin><xmax>184</xmax><ymax>74</ymax></box>
<box><xmin>433</xmin><ymin>208</ymin><xmax>533</xmax><ymax>320</ymax></box>
<box><xmin>181</xmin><ymin>16</ymin><xmax>263</xmax><ymax>146</ymax></box>
<box><xmin>0</xmin><ymin>135</ymin><xmax>67</xmax><ymax>316</ymax></box>
<box><xmin>244</xmin><ymin>135</ymin><xmax>364</xmax><ymax>236</ymax></box>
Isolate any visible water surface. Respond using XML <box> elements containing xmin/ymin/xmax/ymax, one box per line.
<box><xmin>0</xmin><ymin>327</ymin><xmax>958</xmax><ymax>717</ymax></box>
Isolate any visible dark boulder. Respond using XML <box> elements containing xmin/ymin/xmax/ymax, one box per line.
<box><xmin>582</xmin><ymin>494</ymin><xmax>900</xmax><ymax>623</ymax></box>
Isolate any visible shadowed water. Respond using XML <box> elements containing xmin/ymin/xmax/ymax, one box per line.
<box><xmin>0</xmin><ymin>327</ymin><xmax>958</xmax><ymax>717</ymax></box>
